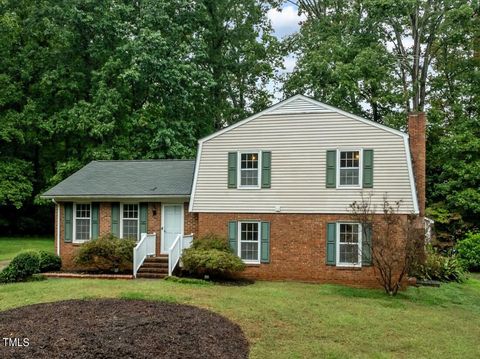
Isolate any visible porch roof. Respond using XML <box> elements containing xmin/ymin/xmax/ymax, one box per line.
<box><xmin>42</xmin><ymin>160</ymin><xmax>195</xmax><ymax>199</ymax></box>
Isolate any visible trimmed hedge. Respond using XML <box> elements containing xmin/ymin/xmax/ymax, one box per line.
<box><xmin>181</xmin><ymin>234</ymin><xmax>245</xmax><ymax>279</ymax></box>
<box><xmin>38</xmin><ymin>250</ymin><xmax>62</xmax><ymax>272</ymax></box>
<box><xmin>74</xmin><ymin>234</ymin><xmax>136</xmax><ymax>273</ymax></box>
<box><xmin>0</xmin><ymin>251</ymin><xmax>40</xmax><ymax>283</ymax></box>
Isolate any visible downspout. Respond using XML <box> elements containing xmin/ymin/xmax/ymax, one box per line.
<box><xmin>52</xmin><ymin>199</ymin><xmax>60</xmax><ymax>256</ymax></box>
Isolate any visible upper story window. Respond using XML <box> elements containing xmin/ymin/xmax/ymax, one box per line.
<box><xmin>337</xmin><ymin>223</ymin><xmax>362</xmax><ymax>267</ymax></box>
<box><xmin>339</xmin><ymin>150</ymin><xmax>361</xmax><ymax>187</ymax></box>
<box><xmin>74</xmin><ymin>203</ymin><xmax>91</xmax><ymax>242</ymax></box>
<box><xmin>239</xmin><ymin>152</ymin><xmax>260</xmax><ymax>188</ymax></box>
<box><xmin>121</xmin><ymin>203</ymin><xmax>139</xmax><ymax>240</ymax></box>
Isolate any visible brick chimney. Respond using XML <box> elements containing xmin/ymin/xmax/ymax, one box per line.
<box><xmin>408</xmin><ymin>112</ymin><xmax>426</xmax><ymax>217</ymax></box>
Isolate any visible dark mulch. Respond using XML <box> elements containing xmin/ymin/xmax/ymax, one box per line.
<box><xmin>0</xmin><ymin>299</ymin><xmax>249</xmax><ymax>359</ymax></box>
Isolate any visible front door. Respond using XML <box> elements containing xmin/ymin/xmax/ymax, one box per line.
<box><xmin>161</xmin><ymin>204</ymin><xmax>183</xmax><ymax>254</ymax></box>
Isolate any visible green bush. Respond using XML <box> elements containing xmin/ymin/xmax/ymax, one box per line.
<box><xmin>181</xmin><ymin>234</ymin><xmax>245</xmax><ymax>278</ymax></box>
<box><xmin>74</xmin><ymin>234</ymin><xmax>136</xmax><ymax>273</ymax></box>
<box><xmin>38</xmin><ymin>250</ymin><xmax>62</xmax><ymax>272</ymax></box>
<box><xmin>412</xmin><ymin>248</ymin><xmax>466</xmax><ymax>283</ymax></box>
<box><xmin>191</xmin><ymin>233</ymin><xmax>231</xmax><ymax>252</ymax></box>
<box><xmin>456</xmin><ymin>232</ymin><xmax>480</xmax><ymax>272</ymax></box>
<box><xmin>182</xmin><ymin>249</ymin><xmax>246</xmax><ymax>278</ymax></box>
<box><xmin>0</xmin><ymin>251</ymin><xmax>40</xmax><ymax>283</ymax></box>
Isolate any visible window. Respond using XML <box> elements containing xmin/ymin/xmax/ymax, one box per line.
<box><xmin>122</xmin><ymin>204</ymin><xmax>139</xmax><ymax>240</ymax></box>
<box><xmin>339</xmin><ymin>150</ymin><xmax>361</xmax><ymax>187</ymax></box>
<box><xmin>74</xmin><ymin>203</ymin><xmax>91</xmax><ymax>242</ymax></box>
<box><xmin>337</xmin><ymin>223</ymin><xmax>362</xmax><ymax>267</ymax></box>
<box><xmin>239</xmin><ymin>222</ymin><xmax>260</xmax><ymax>263</ymax></box>
<box><xmin>239</xmin><ymin>152</ymin><xmax>260</xmax><ymax>188</ymax></box>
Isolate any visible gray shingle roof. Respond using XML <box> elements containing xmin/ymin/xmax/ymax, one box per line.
<box><xmin>42</xmin><ymin>160</ymin><xmax>195</xmax><ymax>198</ymax></box>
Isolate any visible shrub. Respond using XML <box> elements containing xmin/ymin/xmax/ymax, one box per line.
<box><xmin>456</xmin><ymin>232</ymin><xmax>480</xmax><ymax>272</ymax></box>
<box><xmin>191</xmin><ymin>233</ymin><xmax>231</xmax><ymax>252</ymax></box>
<box><xmin>0</xmin><ymin>251</ymin><xmax>40</xmax><ymax>283</ymax></box>
<box><xmin>412</xmin><ymin>248</ymin><xmax>466</xmax><ymax>283</ymax></box>
<box><xmin>38</xmin><ymin>251</ymin><xmax>62</xmax><ymax>272</ymax></box>
<box><xmin>181</xmin><ymin>234</ymin><xmax>245</xmax><ymax>278</ymax></box>
<box><xmin>182</xmin><ymin>249</ymin><xmax>246</xmax><ymax>278</ymax></box>
<box><xmin>74</xmin><ymin>234</ymin><xmax>136</xmax><ymax>273</ymax></box>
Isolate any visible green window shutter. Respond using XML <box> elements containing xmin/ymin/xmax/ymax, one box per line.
<box><xmin>139</xmin><ymin>203</ymin><xmax>148</xmax><ymax>235</ymax></box>
<box><xmin>64</xmin><ymin>202</ymin><xmax>73</xmax><ymax>243</ymax></box>
<box><xmin>228</xmin><ymin>221</ymin><xmax>238</xmax><ymax>254</ymax></box>
<box><xmin>261</xmin><ymin>222</ymin><xmax>270</xmax><ymax>263</ymax></box>
<box><xmin>91</xmin><ymin>203</ymin><xmax>100</xmax><ymax>239</ymax></box>
<box><xmin>228</xmin><ymin>152</ymin><xmax>237</xmax><ymax>188</ymax></box>
<box><xmin>261</xmin><ymin>151</ymin><xmax>271</xmax><ymax>188</ymax></box>
<box><xmin>363</xmin><ymin>149</ymin><xmax>374</xmax><ymax>188</ymax></box>
<box><xmin>111</xmin><ymin>202</ymin><xmax>120</xmax><ymax>237</ymax></box>
<box><xmin>362</xmin><ymin>223</ymin><xmax>373</xmax><ymax>266</ymax></box>
<box><xmin>326</xmin><ymin>222</ymin><xmax>336</xmax><ymax>265</ymax></box>
<box><xmin>326</xmin><ymin>150</ymin><xmax>337</xmax><ymax>188</ymax></box>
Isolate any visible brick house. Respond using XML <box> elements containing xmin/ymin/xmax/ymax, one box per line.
<box><xmin>42</xmin><ymin>95</ymin><xmax>426</xmax><ymax>286</ymax></box>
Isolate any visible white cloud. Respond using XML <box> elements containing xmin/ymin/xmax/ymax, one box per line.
<box><xmin>267</xmin><ymin>5</ymin><xmax>306</xmax><ymax>38</ymax></box>
<box><xmin>283</xmin><ymin>54</ymin><xmax>298</xmax><ymax>73</ymax></box>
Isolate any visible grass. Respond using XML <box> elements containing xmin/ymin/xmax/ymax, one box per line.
<box><xmin>1</xmin><ymin>277</ymin><xmax>479</xmax><ymax>358</ymax></box>
<box><xmin>0</xmin><ymin>237</ymin><xmax>54</xmax><ymax>268</ymax></box>
<box><xmin>0</xmin><ymin>237</ymin><xmax>478</xmax><ymax>357</ymax></box>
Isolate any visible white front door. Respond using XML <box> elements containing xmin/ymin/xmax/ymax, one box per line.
<box><xmin>161</xmin><ymin>204</ymin><xmax>183</xmax><ymax>254</ymax></box>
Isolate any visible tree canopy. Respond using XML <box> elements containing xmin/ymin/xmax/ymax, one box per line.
<box><xmin>0</xmin><ymin>0</ymin><xmax>478</xmax><ymax>242</ymax></box>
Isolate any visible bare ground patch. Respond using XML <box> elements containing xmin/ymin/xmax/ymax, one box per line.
<box><xmin>0</xmin><ymin>299</ymin><xmax>249</xmax><ymax>359</ymax></box>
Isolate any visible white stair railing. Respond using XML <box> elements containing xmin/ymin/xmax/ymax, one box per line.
<box><xmin>168</xmin><ymin>233</ymin><xmax>194</xmax><ymax>276</ymax></box>
<box><xmin>133</xmin><ymin>233</ymin><xmax>156</xmax><ymax>278</ymax></box>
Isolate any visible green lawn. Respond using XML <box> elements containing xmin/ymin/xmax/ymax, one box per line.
<box><xmin>1</xmin><ymin>277</ymin><xmax>479</xmax><ymax>358</ymax></box>
<box><xmin>0</xmin><ymin>237</ymin><xmax>54</xmax><ymax>267</ymax></box>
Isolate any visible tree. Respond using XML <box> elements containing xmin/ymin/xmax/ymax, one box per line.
<box><xmin>0</xmin><ymin>0</ymin><xmax>280</xmax><ymax>234</ymax></box>
<box><xmin>350</xmin><ymin>193</ymin><xmax>425</xmax><ymax>295</ymax></box>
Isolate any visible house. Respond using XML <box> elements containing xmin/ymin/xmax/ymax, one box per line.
<box><xmin>42</xmin><ymin>95</ymin><xmax>426</xmax><ymax>286</ymax></box>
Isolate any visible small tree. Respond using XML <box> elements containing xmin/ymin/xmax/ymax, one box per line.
<box><xmin>350</xmin><ymin>193</ymin><xmax>425</xmax><ymax>295</ymax></box>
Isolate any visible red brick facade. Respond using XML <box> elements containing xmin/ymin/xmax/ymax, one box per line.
<box><xmin>197</xmin><ymin>212</ymin><xmax>409</xmax><ymax>287</ymax></box>
<box><xmin>55</xmin><ymin>201</ymin><xmax>189</xmax><ymax>267</ymax></box>
<box><xmin>55</xmin><ymin>202</ymin><xmax>409</xmax><ymax>288</ymax></box>
<box><xmin>408</xmin><ymin>112</ymin><xmax>426</xmax><ymax>217</ymax></box>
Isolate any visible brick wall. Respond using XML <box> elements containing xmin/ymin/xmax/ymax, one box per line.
<box><xmin>56</xmin><ymin>201</ymin><xmax>193</xmax><ymax>267</ymax></box>
<box><xmin>184</xmin><ymin>202</ymin><xmax>198</xmax><ymax>236</ymax></box>
<box><xmin>197</xmin><ymin>212</ymin><xmax>409</xmax><ymax>287</ymax></box>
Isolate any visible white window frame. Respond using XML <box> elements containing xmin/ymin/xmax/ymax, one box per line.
<box><xmin>237</xmin><ymin>221</ymin><xmax>261</xmax><ymax>264</ymax></box>
<box><xmin>72</xmin><ymin>202</ymin><xmax>92</xmax><ymax>244</ymax></box>
<box><xmin>336</xmin><ymin>222</ymin><xmax>362</xmax><ymax>267</ymax></box>
<box><xmin>120</xmin><ymin>203</ymin><xmax>140</xmax><ymax>240</ymax></box>
<box><xmin>237</xmin><ymin>151</ymin><xmax>262</xmax><ymax>189</ymax></box>
<box><xmin>336</xmin><ymin>148</ymin><xmax>363</xmax><ymax>189</ymax></box>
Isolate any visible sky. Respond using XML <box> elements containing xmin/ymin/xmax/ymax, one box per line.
<box><xmin>266</xmin><ymin>4</ymin><xmax>306</xmax><ymax>98</ymax></box>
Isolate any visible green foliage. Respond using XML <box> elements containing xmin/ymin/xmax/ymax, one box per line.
<box><xmin>412</xmin><ymin>248</ymin><xmax>466</xmax><ymax>283</ymax></box>
<box><xmin>181</xmin><ymin>249</ymin><xmax>246</xmax><ymax>278</ymax></box>
<box><xmin>0</xmin><ymin>251</ymin><xmax>40</xmax><ymax>283</ymax></box>
<box><xmin>457</xmin><ymin>232</ymin><xmax>480</xmax><ymax>272</ymax></box>
<box><xmin>74</xmin><ymin>234</ymin><xmax>136</xmax><ymax>273</ymax></box>
<box><xmin>38</xmin><ymin>250</ymin><xmax>62</xmax><ymax>272</ymax></box>
<box><xmin>191</xmin><ymin>233</ymin><xmax>231</xmax><ymax>252</ymax></box>
<box><xmin>0</xmin><ymin>0</ymin><xmax>280</xmax><ymax>234</ymax></box>
<box><xmin>181</xmin><ymin>234</ymin><xmax>245</xmax><ymax>278</ymax></box>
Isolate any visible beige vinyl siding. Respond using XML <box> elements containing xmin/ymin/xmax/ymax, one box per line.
<box><xmin>192</xmin><ymin>111</ymin><xmax>415</xmax><ymax>214</ymax></box>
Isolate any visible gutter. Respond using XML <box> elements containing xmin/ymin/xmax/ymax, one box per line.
<box><xmin>52</xmin><ymin>199</ymin><xmax>60</xmax><ymax>256</ymax></box>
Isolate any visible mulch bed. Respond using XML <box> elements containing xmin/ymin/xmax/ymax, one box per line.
<box><xmin>0</xmin><ymin>299</ymin><xmax>249</xmax><ymax>359</ymax></box>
